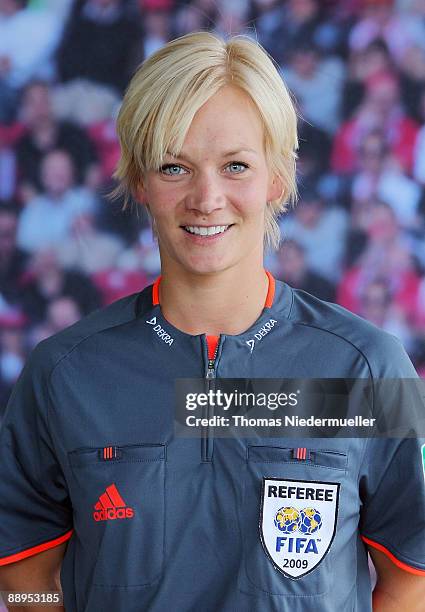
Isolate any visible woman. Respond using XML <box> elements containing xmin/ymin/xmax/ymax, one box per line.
<box><xmin>0</xmin><ymin>32</ymin><xmax>424</xmax><ymax>612</ymax></box>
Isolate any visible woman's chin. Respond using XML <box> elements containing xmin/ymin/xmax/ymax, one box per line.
<box><xmin>178</xmin><ymin>256</ymin><xmax>232</xmax><ymax>276</ymax></box>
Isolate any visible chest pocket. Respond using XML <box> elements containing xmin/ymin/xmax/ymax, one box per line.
<box><xmin>68</xmin><ymin>443</ymin><xmax>165</xmax><ymax>588</ymax></box>
<box><xmin>238</xmin><ymin>444</ymin><xmax>348</xmax><ymax>600</ymax></box>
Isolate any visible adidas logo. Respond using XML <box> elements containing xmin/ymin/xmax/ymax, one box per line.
<box><xmin>93</xmin><ymin>483</ymin><xmax>135</xmax><ymax>522</ymax></box>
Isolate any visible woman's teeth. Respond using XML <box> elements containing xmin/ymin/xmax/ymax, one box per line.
<box><xmin>184</xmin><ymin>225</ymin><xmax>229</xmax><ymax>236</ymax></box>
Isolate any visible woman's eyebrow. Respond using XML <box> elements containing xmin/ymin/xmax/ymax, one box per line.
<box><xmin>222</xmin><ymin>148</ymin><xmax>259</xmax><ymax>157</ymax></box>
<box><xmin>164</xmin><ymin>148</ymin><xmax>258</xmax><ymax>162</ymax></box>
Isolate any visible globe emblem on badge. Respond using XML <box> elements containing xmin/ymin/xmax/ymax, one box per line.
<box><xmin>299</xmin><ymin>508</ymin><xmax>322</xmax><ymax>534</ymax></box>
<box><xmin>274</xmin><ymin>506</ymin><xmax>300</xmax><ymax>533</ymax></box>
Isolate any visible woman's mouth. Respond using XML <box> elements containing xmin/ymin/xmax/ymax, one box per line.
<box><xmin>181</xmin><ymin>224</ymin><xmax>234</xmax><ymax>240</ymax></box>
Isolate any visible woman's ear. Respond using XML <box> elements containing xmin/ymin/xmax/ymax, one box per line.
<box><xmin>136</xmin><ymin>183</ymin><xmax>147</xmax><ymax>204</ymax></box>
<box><xmin>267</xmin><ymin>174</ymin><xmax>285</xmax><ymax>203</ymax></box>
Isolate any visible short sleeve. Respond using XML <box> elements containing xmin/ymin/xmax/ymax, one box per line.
<box><xmin>0</xmin><ymin>344</ymin><xmax>73</xmax><ymax>566</ymax></box>
<box><xmin>359</xmin><ymin>435</ymin><xmax>425</xmax><ymax>575</ymax></box>
<box><xmin>359</xmin><ymin>332</ymin><xmax>425</xmax><ymax>575</ymax></box>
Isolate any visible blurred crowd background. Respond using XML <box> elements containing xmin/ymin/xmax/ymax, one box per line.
<box><xmin>1</xmin><ymin>0</ymin><xmax>425</xmax><ymax>415</ymax></box>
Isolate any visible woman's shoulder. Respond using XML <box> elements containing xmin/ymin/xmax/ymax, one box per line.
<box><xmin>285</xmin><ymin>284</ymin><xmax>417</xmax><ymax>378</ymax></box>
<box><xmin>31</xmin><ymin>287</ymin><xmax>150</xmax><ymax>374</ymax></box>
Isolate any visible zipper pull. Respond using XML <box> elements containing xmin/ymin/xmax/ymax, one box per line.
<box><xmin>206</xmin><ymin>359</ymin><xmax>215</xmax><ymax>378</ymax></box>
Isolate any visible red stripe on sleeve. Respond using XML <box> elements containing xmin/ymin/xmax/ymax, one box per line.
<box><xmin>0</xmin><ymin>530</ymin><xmax>73</xmax><ymax>566</ymax></box>
<box><xmin>361</xmin><ymin>536</ymin><xmax>425</xmax><ymax>576</ymax></box>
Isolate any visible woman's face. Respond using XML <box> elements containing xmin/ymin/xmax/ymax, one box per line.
<box><xmin>138</xmin><ymin>85</ymin><xmax>281</xmax><ymax>277</ymax></box>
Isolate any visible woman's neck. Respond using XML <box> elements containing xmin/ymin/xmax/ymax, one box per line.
<box><xmin>158</xmin><ymin>265</ymin><xmax>270</xmax><ymax>337</ymax></box>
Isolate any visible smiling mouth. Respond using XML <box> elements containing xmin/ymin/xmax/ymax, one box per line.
<box><xmin>181</xmin><ymin>224</ymin><xmax>234</xmax><ymax>236</ymax></box>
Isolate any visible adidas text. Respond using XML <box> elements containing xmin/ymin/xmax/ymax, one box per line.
<box><xmin>93</xmin><ymin>507</ymin><xmax>134</xmax><ymax>521</ymax></box>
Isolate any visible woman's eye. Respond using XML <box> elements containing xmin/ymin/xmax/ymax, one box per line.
<box><xmin>226</xmin><ymin>162</ymin><xmax>249</xmax><ymax>173</ymax></box>
<box><xmin>160</xmin><ymin>162</ymin><xmax>248</xmax><ymax>175</ymax></box>
<box><xmin>160</xmin><ymin>164</ymin><xmax>186</xmax><ymax>176</ymax></box>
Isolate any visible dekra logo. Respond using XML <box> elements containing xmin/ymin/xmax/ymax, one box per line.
<box><xmin>246</xmin><ymin>318</ymin><xmax>278</xmax><ymax>353</ymax></box>
<box><xmin>146</xmin><ymin>316</ymin><xmax>174</xmax><ymax>346</ymax></box>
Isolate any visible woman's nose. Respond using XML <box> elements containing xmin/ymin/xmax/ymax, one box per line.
<box><xmin>184</xmin><ymin>173</ymin><xmax>226</xmax><ymax>215</ymax></box>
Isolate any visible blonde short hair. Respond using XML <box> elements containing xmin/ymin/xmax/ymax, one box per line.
<box><xmin>113</xmin><ymin>31</ymin><xmax>299</xmax><ymax>251</ymax></box>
